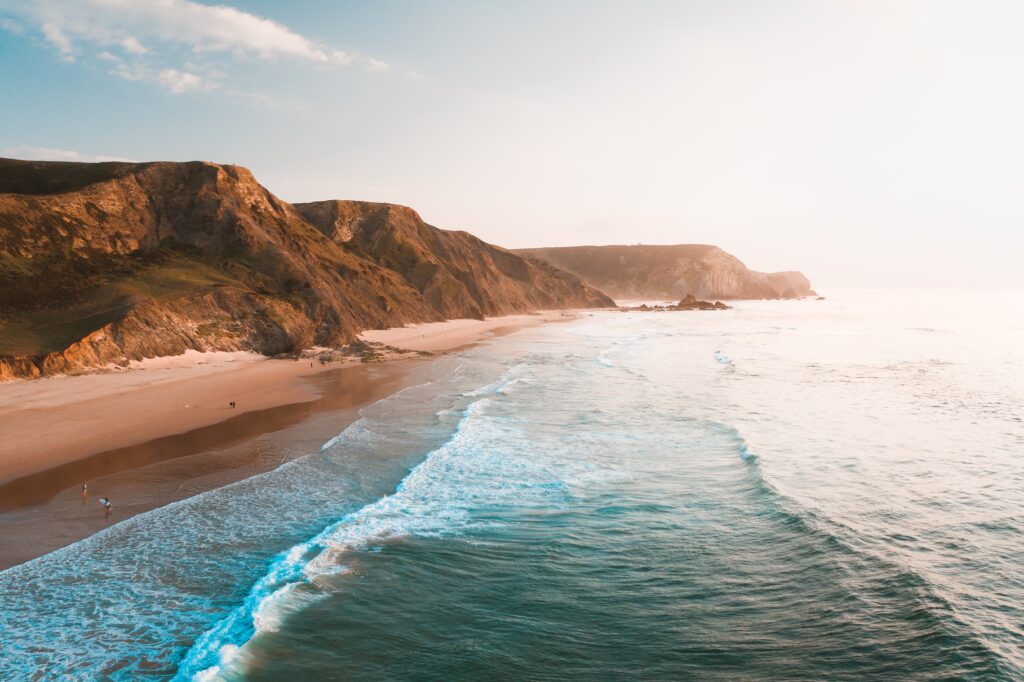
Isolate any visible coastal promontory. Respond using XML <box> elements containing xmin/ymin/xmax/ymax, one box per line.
<box><xmin>516</xmin><ymin>244</ymin><xmax>814</xmax><ymax>300</ymax></box>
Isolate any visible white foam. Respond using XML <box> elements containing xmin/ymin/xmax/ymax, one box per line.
<box><xmin>177</xmin><ymin>366</ymin><xmax>555</xmax><ymax>681</ymax></box>
<box><xmin>462</xmin><ymin>363</ymin><xmax>526</xmax><ymax>396</ymax></box>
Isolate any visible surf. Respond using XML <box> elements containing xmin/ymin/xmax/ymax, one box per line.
<box><xmin>176</xmin><ymin>364</ymin><xmax>573</xmax><ymax>680</ymax></box>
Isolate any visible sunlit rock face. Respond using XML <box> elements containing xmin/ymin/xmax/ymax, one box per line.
<box><xmin>0</xmin><ymin>158</ymin><xmax>612</xmax><ymax>379</ymax></box>
<box><xmin>516</xmin><ymin>245</ymin><xmax>814</xmax><ymax>300</ymax></box>
<box><xmin>295</xmin><ymin>200</ymin><xmax>613</xmax><ymax>320</ymax></box>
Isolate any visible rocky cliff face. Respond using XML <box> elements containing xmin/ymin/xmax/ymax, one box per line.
<box><xmin>295</xmin><ymin>200</ymin><xmax>612</xmax><ymax>319</ymax></box>
<box><xmin>515</xmin><ymin>245</ymin><xmax>814</xmax><ymax>301</ymax></box>
<box><xmin>0</xmin><ymin>158</ymin><xmax>611</xmax><ymax>380</ymax></box>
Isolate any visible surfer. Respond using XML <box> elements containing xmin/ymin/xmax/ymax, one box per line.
<box><xmin>99</xmin><ymin>497</ymin><xmax>112</xmax><ymax>514</ymax></box>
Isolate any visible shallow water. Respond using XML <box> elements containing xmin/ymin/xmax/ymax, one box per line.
<box><xmin>1</xmin><ymin>290</ymin><xmax>1022</xmax><ymax>680</ymax></box>
<box><xmin>0</xmin><ymin>361</ymin><xmax>422</xmax><ymax>570</ymax></box>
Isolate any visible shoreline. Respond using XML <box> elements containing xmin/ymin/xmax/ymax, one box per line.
<box><xmin>0</xmin><ymin>311</ymin><xmax>572</xmax><ymax>569</ymax></box>
<box><xmin>0</xmin><ymin>312</ymin><xmax>569</xmax><ymax>485</ymax></box>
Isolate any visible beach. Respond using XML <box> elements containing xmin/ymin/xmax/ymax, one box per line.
<box><xmin>0</xmin><ymin>312</ymin><xmax>569</xmax><ymax>569</ymax></box>
<box><xmin>1</xmin><ymin>292</ymin><xmax>1023</xmax><ymax>679</ymax></box>
<box><xmin>359</xmin><ymin>312</ymin><xmax>576</xmax><ymax>352</ymax></box>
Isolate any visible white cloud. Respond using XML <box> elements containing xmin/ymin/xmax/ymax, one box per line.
<box><xmin>2</xmin><ymin>0</ymin><xmax>383</xmax><ymax>67</ymax></box>
<box><xmin>40</xmin><ymin>21</ymin><xmax>73</xmax><ymax>60</ymax></box>
<box><xmin>0</xmin><ymin>0</ymin><xmax>393</xmax><ymax>103</ymax></box>
<box><xmin>104</xmin><ymin>52</ymin><xmax>145</xmax><ymax>81</ymax></box>
<box><xmin>120</xmin><ymin>36</ymin><xmax>147</xmax><ymax>55</ymax></box>
<box><xmin>98</xmin><ymin>50</ymin><xmax>214</xmax><ymax>94</ymax></box>
<box><xmin>157</xmin><ymin>67</ymin><xmax>214</xmax><ymax>94</ymax></box>
<box><xmin>2</xmin><ymin>145</ymin><xmax>137</xmax><ymax>163</ymax></box>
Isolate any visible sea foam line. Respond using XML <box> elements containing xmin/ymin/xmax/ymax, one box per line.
<box><xmin>0</xmin><ymin>367</ymin><xmax>468</xmax><ymax>679</ymax></box>
<box><xmin>0</xmin><ymin>375</ymin><xmax>447</xmax><ymax>582</ymax></box>
<box><xmin>175</xmin><ymin>367</ymin><xmax>527</xmax><ymax>681</ymax></box>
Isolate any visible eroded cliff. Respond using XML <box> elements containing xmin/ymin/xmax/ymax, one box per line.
<box><xmin>295</xmin><ymin>200</ymin><xmax>611</xmax><ymax>319</ymax></box>
<box><xmin>515</xmin><ymin>245</ymin><xmax>814</xmax><ymax>300</ymax></box>
<box><xmin>0</xmin><ymin>158</ymin><xmax>611</xmax><ymax>379</ymax></box>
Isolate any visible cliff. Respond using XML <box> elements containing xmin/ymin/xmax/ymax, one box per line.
<box><xmin>294</xmin><ymin>200</ymin><xmax>610</xmax><ymax>319</ymax></box>
<box><xmin>0</xmin><ymin>158</ymin><xmax>611</xmax><ymax>380</ymax></box>
<box><xmin>515</xmin><ymin>245</ymin><xmax>814</xmax><ymax>301</ymax></box>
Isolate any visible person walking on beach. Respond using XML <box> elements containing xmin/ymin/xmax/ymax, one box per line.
<box><xmin>229</xmin><ymin>401</ymin><xmax>236</xmax><ymax>409</ymax></box>
<box><xmin>99</xmin><ymin>497</ymin><xmax>112</xmax><ymax>515</ymax></box>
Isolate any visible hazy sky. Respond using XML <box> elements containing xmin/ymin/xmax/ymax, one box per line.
<box><xmin>2</xmin><ymin>0</ymin><xmax>1023</xmax><ymax>288</ymax></box>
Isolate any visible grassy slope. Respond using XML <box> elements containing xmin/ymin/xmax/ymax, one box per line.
<box><xmin>0</xmin><ymin>254</ymin><xmax>247</xmax><ymax>355</ymax></box>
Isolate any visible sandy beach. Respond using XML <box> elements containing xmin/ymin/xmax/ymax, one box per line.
<box><xmin>0</xmin><ymin>351</ymin><xmax>345</xmax><ymax>484</ymax></box>
<box><xmin>360</xmin><ymin>311</ymin><xmax>574</xmax><ymax>352</ymax></box>
<box><xmin>0</xmin><ymin>312</ymin><xmax>570</xmax><ymax>568</ymax></box>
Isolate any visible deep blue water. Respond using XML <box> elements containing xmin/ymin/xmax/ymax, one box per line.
<box><xmin>1</xmin><ymin>290</ymin><xmax>1022</xmax><ymax>680</ymax></box>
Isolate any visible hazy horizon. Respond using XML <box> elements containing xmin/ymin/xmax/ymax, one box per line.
<box><xmin>3</xmin><ymin>0</ymin><xmax>1023</xmax><ymax>288</ymax></box>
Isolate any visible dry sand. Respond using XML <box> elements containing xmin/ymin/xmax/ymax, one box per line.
<box><xmin>360</xmin><ymin>310</ymin><xmax>574</xmax><ymax>351</ymax></box>
<box><xmin>0</xmin><ymin>352</ymin><xmax>333</xmax><ymax>483</ymax></box>
<box><xmin>0</xmin><ymin>360</ymin><xmax>428</xmax><ymax>568</ymax></box>
<box><xmin>0</xmin><ymin>312</ymin><xmax>567</xmax><ymax>486</ymax></box>
<box><xmin>0</xmin><ymin>311</ymin><xmax>572</xmax><ymax>568</ymax></box>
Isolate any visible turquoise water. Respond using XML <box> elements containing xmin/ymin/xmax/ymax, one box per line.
<box><xmin>1</xmin><ymin>290</ymin><xmax>1022</xmax><ymax>679</ymax></box>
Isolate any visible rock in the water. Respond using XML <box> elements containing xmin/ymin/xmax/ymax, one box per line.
<box><xmin>621</xmin><ymin>296</ymin><xmax>731</xmax><ymax>313</ymax></box>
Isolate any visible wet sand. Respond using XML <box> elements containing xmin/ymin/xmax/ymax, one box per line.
<box><xmin>0</xmin><ymin>312</ymin><xmax>568</xmax><ymax>569</ymax></box>
<box><xmin>0</xmin><ymin>352</ymin><xmax>346</xmax><ymax>483</ymax></box>
<box><xmin>0</xmin><ymin>360</ymin><xmax>431</xmax><ymax>569</ymax></box>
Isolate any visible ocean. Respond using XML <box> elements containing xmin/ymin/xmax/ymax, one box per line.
<box><xmin>1</xmin><ymin>289</ymin><xmax>1022</xmax><ymax>680</ymax></box>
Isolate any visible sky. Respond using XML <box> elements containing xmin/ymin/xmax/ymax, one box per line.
<box><xmin>1</xmin><ymin>0</ymin><xmax>1023</xmax><ymax>288</ymax></box>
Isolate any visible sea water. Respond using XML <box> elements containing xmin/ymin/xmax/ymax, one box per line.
<box><xmin>0</xmin><ymin>289</ymin><xmax>1022</xmax><ymax>680</ymax></box>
